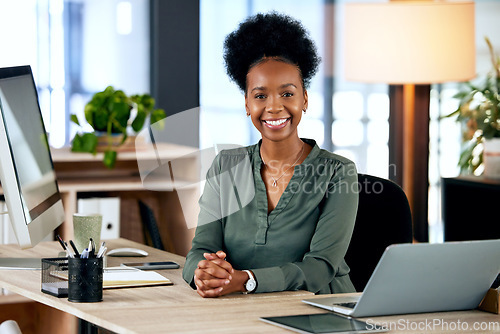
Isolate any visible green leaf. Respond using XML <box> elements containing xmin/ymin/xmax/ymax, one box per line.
<box><xmin>151</xmin><ymin>109</ymin><xmax>166</xmax><ymax>123</ymax></box>
<box><xmin>93</xmin><ymin>107</ymin><xmax>110</xmax><ymax>131</ymax></box>
<box><xmin>103</xmin><ymin>86</ymin><xmax>115</xmax><ymax>96</ymax></box>
<box><xmin>120</xmin><ymin>132</ymin><xmax>128</xmax><ymax>145</ymax></box>
<box><xmin>71</xmin><ymin>132</ymin><xmax>98</xmax><ymax>154</ymax></box>
<box><xmin>452</xmin><ymin>91</ymin><xmax>470</xmax><ymax>100</ymax></box>
<box><xmin>141</xmin><ymin>94</ymin><xmax>155</xmax><ymax>111</ymax></box>
<box><xmin>84</xmin><ymin>104</ymin><xmax>95</xmax><ymax>128</ymax></box>
<box><xmin>441</xmin><ymin>109</ymin><xmax>460</xmax><ymax>119</ymax></box>
<box><xmin>70</xmin><ymin>114</ymin><xmax>80</xmax><ymax>126</ymax></box>
<box><xmin>149</xmin><ymin>109</ymin><xmax>166</xmax><ymax>130</ymax></box>
<box><xmin>111</xmin><ymin>117</ymin><xmax>127</xmax><ymax>134</ymax></box>
<box><xmin>81</xmin><ymin>133</ymin><xmax>98</xmax><ymax>153</ymax></box>
<box><xmin>458</xmin><ymin>142</ymin><xmax>475</xmax><ymax>167</ymax></box>
<box><xmin>110</xmin><ymin>101</ymin><xmax>131</xmax><ymax>132</ymax></box>
<box><xmin>131</xmin><ymin>110</ymin><xmax>147</xmax><ymax>132</ymax></box>
<box><xmin>103</xmin><ymin>150</ymin><xmax>118</xmax><ymax>169</ymax></box>
<box><xmin>71</xmin><ymin>133</ymin><xmax>84</xmax><ymax>152</ymax></box>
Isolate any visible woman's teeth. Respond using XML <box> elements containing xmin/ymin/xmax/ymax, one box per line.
<box><xmin>265</xmin><ymin>119</ymin><xmax>287</xmax><ymax>126</ymax></box>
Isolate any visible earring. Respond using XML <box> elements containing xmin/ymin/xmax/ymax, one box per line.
<box><xmin>303</xmin><ymin>109</ymin><xmax>307</xmax><ymax>114</ymax></box>
<box><xmin>246</xmin><ymin>113</ymin><xmax>250</xmax><ymax>117</ymax></box>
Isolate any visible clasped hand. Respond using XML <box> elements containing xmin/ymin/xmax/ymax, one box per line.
<box><xmin>194</xmin><ymin>251</ymin><xmax>247</xmax><ymax>298</ymax></box>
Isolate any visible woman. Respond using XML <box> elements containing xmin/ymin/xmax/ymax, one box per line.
<box><xmin>182</xmin><ymin>12</ymin><xmax>358</xmax><ymax>297</ymax></box>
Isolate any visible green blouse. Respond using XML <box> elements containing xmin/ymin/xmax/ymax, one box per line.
<box><xmin>182</xmin><ymin>138</ymin><xmax>359</xmax><ymax>294</ymax></box>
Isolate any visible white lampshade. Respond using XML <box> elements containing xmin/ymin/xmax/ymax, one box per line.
<box><xmin>344</xmin><ymin>1</ymin><xmax>475</xmax><ymax>84</ymax></box>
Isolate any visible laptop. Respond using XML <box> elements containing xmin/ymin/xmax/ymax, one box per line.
<box><xmin>303</xmin><ymin>239</ymin><xmax>500</xmax><ymax>317</ymax></box>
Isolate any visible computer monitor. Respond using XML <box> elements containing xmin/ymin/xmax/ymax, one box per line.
<box><xmin>0</xmin><ymin>65</ymin><xmax>65</xmax><ymax>251</ymax></box>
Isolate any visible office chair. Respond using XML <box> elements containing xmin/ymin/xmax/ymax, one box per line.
<box><xmin>344</xmin><ymin>174</ymin><xmax>413</xmax><ymax>292</ymax></box>
<box><xmin>138</xmin><ymin>200</ymin><xmax>166</xmax><ymax>251</ymax></box>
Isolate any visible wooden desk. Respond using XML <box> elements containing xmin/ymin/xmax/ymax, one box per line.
<box><xmin>1</xmin><ymin>239</ymin><xmax>499</xmax><ymax>334</ymax></box>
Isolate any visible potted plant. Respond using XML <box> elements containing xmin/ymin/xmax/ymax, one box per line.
<box><xmin>70</xmin><ymin>86</ymin><xmax>166</xmax><ymax>168</ymax></box>
<box><xmin>447</xmin><ymin>37</ymin><xmax>500</xmax><ymax>178</ymax></box>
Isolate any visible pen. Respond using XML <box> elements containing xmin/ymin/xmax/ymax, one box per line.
<box><xmin>55</xmin><ymin>235</ymin><xmax>74</xmax><ymax>258</ymax></box>
<box><xmin>88</xmin><ymin>239</ymin><xmax>94</xmax><ymax>257</ymax></box>
<box><xmin>65</xmin><ymin>242</ymin><xmax>75</xmax><ymax>258</ymax></box>
<box><xmin>69</xmin><ymin>240</ymin><xmax>80</xmax><ymax>258</ymax></box>
<box><xmin>98</xmin><ymin>241</ymin><xmax>105</xmax><ymax>254</ymax></box>
<box><xmin>91</xmin><ymin>239</ymin><xmax>96</xmax><ymax>257</ymax></box>
<box><xmin>80</xmin><ymin>248</ymin><xmax>89</xmax><ymax>259</ymax></box>
<box><xmin>55</xmin><ymin>235</ymin><xmax>66</xmax><ymax>251</ymax></box>
<box><xmin>97</xmin><ymin>246</ymin><xmax>107</xmax><ymax>258</ymax></box>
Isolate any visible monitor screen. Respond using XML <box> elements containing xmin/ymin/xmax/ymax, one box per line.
<box><xmin>0</xmin><ymin>65</ymin><xmax>64</xmax><ymax>249</ymax></box>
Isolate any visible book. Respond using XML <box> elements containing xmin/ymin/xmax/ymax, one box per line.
<box><xmin>103</xmin><ymin>269</ymin><xmax>172</xmax><ymax>289</ymax></box>
<box><xmin>50</xmin><ymin>267</ymin><xmax>173</xmax><ymax>290</ymax></box>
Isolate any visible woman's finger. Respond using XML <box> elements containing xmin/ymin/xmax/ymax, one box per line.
<box><xmin>200</xmin><ymin>255</ymin><xmax>234</xmax><ymax>275</ymax></box>
<box><xmin>197</xmin><ymin>286</ymin><xmax>223</xmax><ymax>298</ymax></box>
<box><xmin>197</xmin><ymin>277</ymin><xmax>230</xmax><ymax>289</ymax></box>
<box><xmin>203</xmin><ymin>252</ymin><xmax>219</xmax><ymax>260</ymax></box>
<box><xmin>194</xmin><ymin>275</ymin><xmax>225</xmax><ymax>298</ymax></box>
<box><xmin>197</xmin><ymin>260</ymin><xmax>232</xmax><ymax>279</ymax></box>
<box><xmin>216</xmin><ymin>250</ymin><xmax>227</xmax><ymax>259</ymax></box>
<box><xmin>208</xmin><ymin>258</ymin><xmax>234</xmax><ymax>274</ymax></box>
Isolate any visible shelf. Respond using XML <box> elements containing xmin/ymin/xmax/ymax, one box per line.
<box><xmin>51</xmin><ymin>142</ymin><xmax>198</xmax><ymax>162</ymax></box>
<box><xmin>57</xmin><ymin>177</ymin><xmax>198</xmax><ymax>192</ymax></box>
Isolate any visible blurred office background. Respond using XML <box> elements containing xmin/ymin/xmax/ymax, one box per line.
<box><xmin>0</xmin><ymin>0</ymin><xmax>498</xmax><ymax>243</ymax></box>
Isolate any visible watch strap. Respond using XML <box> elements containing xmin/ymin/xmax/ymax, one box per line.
<box><xmin>242</xmin><ymin>270</ymin><xmax>256</xmax><ymax>294</ymax></box>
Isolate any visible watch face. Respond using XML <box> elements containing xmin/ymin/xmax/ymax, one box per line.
<box><xmin>246</xmin><ymin>279</ymin><xmax>256</xmax><ymax>292</ymax></box>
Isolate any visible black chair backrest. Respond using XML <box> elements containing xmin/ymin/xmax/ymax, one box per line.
<box><xmin>344</xmin><ymin>174</ymin><xmax>413</xmax><ymax>292</ymax></box>
<box><xmin>138</xmin><ymin>200</ymin><xmax>165</xmax><ymax>251</ymax></box>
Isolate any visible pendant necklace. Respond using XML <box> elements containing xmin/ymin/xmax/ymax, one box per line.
<box><xmin>261</xmin><ymin>142</ymin><xmax>305</xmax><ymax>187</ymax></box>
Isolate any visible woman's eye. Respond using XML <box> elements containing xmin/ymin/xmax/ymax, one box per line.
<box><xmin>255</xmin><ymin>94</ymin><xmax>266</xmax><ymax>99</ymax></box>
<box><xmin>282</xmin><ymin>92</ymin><xmax>293</xmax><ymax>97</ymax></box>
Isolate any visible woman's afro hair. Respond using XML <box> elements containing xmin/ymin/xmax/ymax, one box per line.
<box><xmin>223</xmin><ymin>12</ymin><xmax>321</xmax><ymax>92</ymax></box>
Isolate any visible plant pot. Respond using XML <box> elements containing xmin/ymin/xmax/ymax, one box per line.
<box><xmin>483</xmin><ymin>138</ymin><xmax>500</xmax><ymax>179</ymax></box>
<box><xmin>96</xmin><ymin>133</ymin><xmax>144</xmax><ymax>152</ymax></box>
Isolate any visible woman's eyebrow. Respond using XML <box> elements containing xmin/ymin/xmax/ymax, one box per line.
<box><xmin>280</xmin><ymin>83</ymin><xmax>297</xmax><ymax>89</ymax></box>
<box><xmin>250</xmin><ymin>83</ymin><xmax>297</xmax><ymax>93</ymax></box>
<box><xmin>250</xmin><ymin>86</ymin><xmax>266</xmax><ymax>93</ymax></box>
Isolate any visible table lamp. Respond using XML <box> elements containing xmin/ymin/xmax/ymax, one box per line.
<box><xmin>344</xmin><ymin>1</ymin><xmax>475</xmax><ymax>241</ymax></box>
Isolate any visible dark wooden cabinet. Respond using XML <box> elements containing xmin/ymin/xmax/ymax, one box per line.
<box><xmin>442</xmin><ymin>176</ymin><xmax>500</xmax><ymax>241</ymax></box>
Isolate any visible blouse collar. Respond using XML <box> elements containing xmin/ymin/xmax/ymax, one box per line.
<box><xmin>252</xmin><ymin>138</ymin><xmax>320</xmax><ymax>171</ymax></box>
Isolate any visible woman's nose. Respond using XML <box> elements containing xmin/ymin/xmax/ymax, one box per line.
<box><xmin>265</xmin><ymin>96</ymin><xmax>283</xmax><ymax>112</ymax></box>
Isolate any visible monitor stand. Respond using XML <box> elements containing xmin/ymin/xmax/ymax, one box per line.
<box><xmin>0</xmin><ymin>258</ymin><xmax>42</xmax><ymax>269</ymax></box>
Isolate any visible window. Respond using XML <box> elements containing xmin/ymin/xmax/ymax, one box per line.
<box><xmin>0</xmin><ymin>0</ymin><xmax>149</xmax><ymax>148</ymax></box>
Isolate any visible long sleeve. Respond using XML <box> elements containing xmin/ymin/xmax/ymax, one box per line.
<box><xmin>182</xmin><ymin>149</ymin><xmax>255</xmax><ymax>287</ymax></box>
<box><xmin>182</xmin><ymin>155</ymin><xmax>224</xmax><ymax>287</ymax></box>
<box><xmin>251</xmin><ymin>160</ymin><xmax>358</xmax><ymax>294</ymax></box>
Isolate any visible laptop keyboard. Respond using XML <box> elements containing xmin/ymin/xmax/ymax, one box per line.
<box><xmin>335</xmin><ymin>302</ymin><xmax>357</xmax><ymax>309</ymax></box>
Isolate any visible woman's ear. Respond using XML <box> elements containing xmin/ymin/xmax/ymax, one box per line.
<box><xmin>245</xmin><ymin>94</ymin><xmax>250</xmax><ymax>116</ymax></box>
<box><xmin>303</xmin><ymin>89</ymin><xmax>309</xmax><ymax>111</ymax></box>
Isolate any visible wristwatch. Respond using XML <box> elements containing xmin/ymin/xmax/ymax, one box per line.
<box><xmin>242</xmin><ymin>270</ymin><xmax>257</xmax><ymax>294</ymax></box>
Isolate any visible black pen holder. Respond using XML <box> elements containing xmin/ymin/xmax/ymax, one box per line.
<box><xmin>68</xmin><ymin>257</ymin><xmax>103</xmax><ymax>303</ymax></box>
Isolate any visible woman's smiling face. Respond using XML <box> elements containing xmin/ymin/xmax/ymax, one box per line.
<box><xmin>245</xmin><ymin>59</ymin><xmax>308</xmax><ymax>143</ymax></box>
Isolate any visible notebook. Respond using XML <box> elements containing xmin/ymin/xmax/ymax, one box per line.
<box><xmin>50</xmin><ymin>267</ymin><xmax>172</xmax><ymax>289</ymax></box>
<box><xmin>103</xmin><ymin>268</ymin><xmax>172</xmax><ymax>289</ymax></box>
<box><xmin>303</xmin><ymin>239</ymin><xmax>500</xmax><ymax>317</ymax></box>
